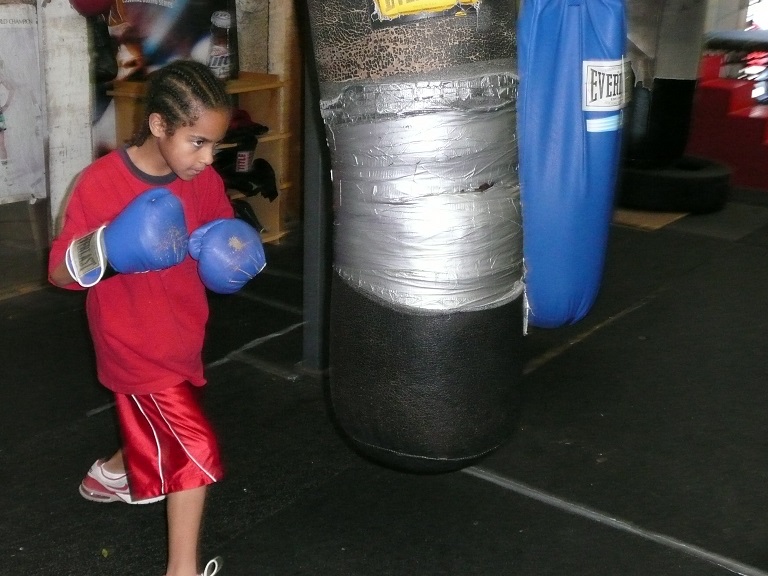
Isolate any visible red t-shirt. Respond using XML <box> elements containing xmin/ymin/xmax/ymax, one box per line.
<box><xmin>49</xmin><ymin>148</ymin><xmax>234</xmax><ymax>395</ymax></box>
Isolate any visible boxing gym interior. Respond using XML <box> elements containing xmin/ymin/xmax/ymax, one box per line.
<box><xmin>6</xmin><ymin>0</ymin><xmax>768</xmax><ymax>575</ymax></box>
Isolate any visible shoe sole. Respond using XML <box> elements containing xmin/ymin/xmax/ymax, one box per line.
<box><xmin>79</xmin><ymin>483</ymin><xmax>165</xmax><ymax>505</ymax></box>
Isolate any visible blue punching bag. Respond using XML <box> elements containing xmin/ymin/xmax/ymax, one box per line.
<box><xmin>518</xmin><ymin>0</ymin><xmax>628</xmax><ymax>328</ymax></box>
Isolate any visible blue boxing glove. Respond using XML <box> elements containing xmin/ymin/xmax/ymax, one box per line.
<box><xmin>65</xmin><ymin>188</ymin><xmax>189</xmax><ymax>287</ymax></box>
<box><xmin>188</xmin><ymin>218</ymin><xmax>266</xmax><ymax>294</ymax></box>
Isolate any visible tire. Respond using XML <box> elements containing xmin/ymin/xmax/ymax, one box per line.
<box><xmin>617</xmin><ymin>155</ymin><xmax>731</xmax><ymax>214</ymax></box>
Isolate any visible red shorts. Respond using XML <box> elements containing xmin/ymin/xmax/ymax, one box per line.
<box><xmin>114</xmin><ymin>381</ymin><xmax>223</xmax><ymax>500</ymax></box>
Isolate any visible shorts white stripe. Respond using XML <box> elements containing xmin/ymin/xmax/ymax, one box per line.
<box><xmin>130</xmin><ymin>394</ymin><xmax>166</xmax><ymax>494</ymax></box>
<box><xmin>150</xmin><ymin>395</ymin><xmax>218</xmax><ymax>484</ymax></box>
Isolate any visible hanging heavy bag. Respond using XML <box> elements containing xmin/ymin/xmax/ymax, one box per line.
<box><xmin>517</xmin><ymin>0</ymin><xmax>628</xmax><ymax>329</ymax></box>
<box><xmin>304</xmin><ymin>0</ymin><xmax>523</xmax><ymax>472</ymax></box>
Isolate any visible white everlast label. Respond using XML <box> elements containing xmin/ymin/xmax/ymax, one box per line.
<box><xmin>72</xmin><ymin>231</ymin><xmax>101</xmax><ymax>275</ymax></box>
<box><xmin>582</xmin><ymin>59</ymin><xmax>630</xmax><ymax>112</ymax></box>
<box><xmin>65</xmin><ymin>226</ymin><xmax>107</xmax><ymax>288</ymax></box>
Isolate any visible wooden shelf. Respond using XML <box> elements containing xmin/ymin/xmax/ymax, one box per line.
<box><xmin>107</xmin><ymin>71</ymin><xmax>283</xmax><ymax>98</ymax></box>
<box><xmin>227</xmin><ymin>72</ymin><xmax>284</xmax><ymax>93</ymax></box>
<box><xmin>258</xmin><ymin>131</ymin><xmax>291</xmax><ymax>144</ymax></box>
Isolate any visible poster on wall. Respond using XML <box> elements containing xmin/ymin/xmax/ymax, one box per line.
<box><xmin>92</xmin><ymin>0</ymin><xmax>238</xmax><ymax>154</ymax></box>
<box><xmin>0</xmin><ymin>0</ymin><xmax>45</xmax><ymax>203</ymax></box>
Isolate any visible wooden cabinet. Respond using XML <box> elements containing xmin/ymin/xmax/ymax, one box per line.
<box><xmin>109</xmin><ymin>71</ymin><xmax>296</xmax><ymax>243</ymax></box>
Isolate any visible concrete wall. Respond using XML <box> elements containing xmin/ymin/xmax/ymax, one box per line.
<box><xmin>626</xmin><ymin>0</ymin><xmax>749</xmax><ymax>85</ymax></box>
<box><xmin>705</xmin><ymin>0</ymin><xmax>749</xmax><ymax>33</ymax></box>
<box><xmin>236</xmin><ymin>0</ymin><xmax>269</xmax><ymax>73</ymax></box>
<box><xmin>655</xmin><ymin>0</ymin><xmax>711</xmax><ymax>79</ymax></box>
<box><xmin>38</xmin><ymin>0</ymin><xmax>91</xmax><ymax>230</ymax></box>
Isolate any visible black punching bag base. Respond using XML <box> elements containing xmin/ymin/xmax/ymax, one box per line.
<box><xmin>329</xmin><ymin>275</ymin><xmax>524</xmax><ymax>473</ymax></box>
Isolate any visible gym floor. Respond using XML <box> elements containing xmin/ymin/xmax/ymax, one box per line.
<box><xmin>3</xmin><ymin>188</ymin><xmax>768</xmax><ymax>575</ymax></box>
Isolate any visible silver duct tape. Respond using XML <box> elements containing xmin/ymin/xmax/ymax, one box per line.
<box><xmin>324</xmin><ymin>73</ymin><xmax>523</xmax><ymax>313</ymax></box>
<box><xmin>335</xmin><ymin>184</ymin><xmax>524</xmax><ymax>312</ymax></box>
<box><xmin>330</xmin><ymin>108</ymin><xmax>518</xmax><ymax>201</ymax></box>
<box><xmin>321</xmin><ymin>73</ymin><xmax>518</xmax><ymax>122</ymax></box>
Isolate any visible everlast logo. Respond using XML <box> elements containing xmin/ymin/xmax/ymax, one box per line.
<box><xmin>582</xmin><ymin>59</ymin><xmax>627</xmax><ymax>111</ymax></box>
<box><xmin>588</xmin><ymin>69</ymin><xmax>623</xmax><ymax>104</ymax></box>
<box><xmin>74</xmin><ymin>235</ymin><xmax>99</xmax><ymax>274</ymax></box>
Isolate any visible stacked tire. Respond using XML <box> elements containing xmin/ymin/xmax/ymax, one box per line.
<box><xmin>619</xmin><ymin>155</ymin><xmax>730</xmax><ymax>214</ymax></box>
<box><xmin>618</xmin><ymin>78</ymin><xmax>730</xmax><ymax>214</ymax></box>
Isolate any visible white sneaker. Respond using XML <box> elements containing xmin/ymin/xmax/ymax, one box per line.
<box><xmin>78</xmin><ymin>458</ymin><xmax>165</xmax><ymax>505</ymax></box>
<box><xmin>199</xmin><ymin>556</ymin><xmax>223</xmax><ymax>576</ymax></box>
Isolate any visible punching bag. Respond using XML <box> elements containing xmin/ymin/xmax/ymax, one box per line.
<box><xmin>518</xmin><ymin>0</ymin><xmax>628</xmax><ymax>329</ymax></box>
<box><xmin>304</xmin><ymin>0</ymin><xmax>523</xmax><ymax>472</ymax></box>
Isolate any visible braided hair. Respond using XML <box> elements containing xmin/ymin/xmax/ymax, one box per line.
<box><xmin>128</xmin><ymin>60</ymin><xmax>232</xmax><ymax>147</ymax></box>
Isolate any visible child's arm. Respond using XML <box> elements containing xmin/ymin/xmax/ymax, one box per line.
<box><xmin>49</xmin><ymin>259</ymin><xmax>76</xmax><ymax>288</ymax></box>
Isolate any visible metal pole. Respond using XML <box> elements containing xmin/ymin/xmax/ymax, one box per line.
<box><xmin>301</xmin><ymin>62</ymin><xmax>331</xmax><ymax>374</ymax></box>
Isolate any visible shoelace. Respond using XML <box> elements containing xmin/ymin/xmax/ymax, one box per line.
<box><xmin>199</xmin><ymin>556</ymin><xmax>223</xmax><ymax>576</ymax></box>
